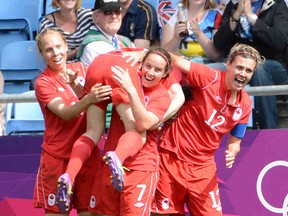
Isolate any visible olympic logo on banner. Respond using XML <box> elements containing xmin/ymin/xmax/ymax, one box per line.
<box><xmin>256</xmin><ymin>160</ymin><xmax>288</xmax><ymax>215</ymax></box>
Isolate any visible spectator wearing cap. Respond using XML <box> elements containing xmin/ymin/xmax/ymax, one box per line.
<box><xmin>118</xmin><ymin>0</ymin><xmax>160</xmax><ymax>48</ymax></box>
<box><xmin>77</xmin><ymin>0</ymin><xmax>134</xmax><ymax>67</ymax></box>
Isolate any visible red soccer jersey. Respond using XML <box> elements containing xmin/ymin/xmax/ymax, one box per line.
<box><xmin>84</xmin><ymin>50</ymin><xmax>144</xmax><ymax>111</ymax></box>
<box><xmin>159</xmin><ymin>63</ymin><xmax>252</xmax><ymax>165</ymax></box>
<box><xmin>124</xmin><ymin>83</ymin><xmax>172</xmax><ymax>171</ymax></box>
<box><xmin>105</xmin><ymin>75</ymin><xmax>176</xmax><ymax>171</ymax></box>
<box><xmin>161</xmin><ymin>72</ymin><xmax>178</xmax><ymax>89</ymax></box>
<box><xmin>35</xmin><ymin>62</ymin><xmax>87</xmax><ymax>159</ymax></box>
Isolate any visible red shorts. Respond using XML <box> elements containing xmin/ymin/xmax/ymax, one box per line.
<box><xmin>33</xmin><ymin>147</ymin><xmax>101</xmax><ymax>213</ymax></box>
<box><xmin>89</xmin><ymin>159</ymin><xmax>119</xmax><ymax>215</ymax></box>
<box><xmin>84</xmin><ymin>53</ymin><xmax>143</xmax><ymax>111</ymax></box>
<box><xmin>152</xmin><ymin>148</ymin><xmax>222</xmax><ymax>216</ymax></box>
<box><xmin>90</xmin><ymin>162</ymin><xmax>158</xmax><ymax>216</ymax></box>
<box><xmin>73</xmin><ymin>147</ymin><xmax>102</xmax><ymax>211</ymax></box>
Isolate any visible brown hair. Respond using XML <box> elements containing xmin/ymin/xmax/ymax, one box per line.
<box><xmin>36</xmin><ymin>28</ymin><xmax>67</xmax><ymax>53</ymax></box>
<box><xmin>142</xmin><ymin>47</ymin><xmax>172</xmax><ymax>78</ymax></box>
<box><xmin>182</xmin><ymin>0</ymin><xmax>217</xmax><ymax>10</ymax></box>
<box><xmin>51</xmin><ymin>0</ymin><xmax>82</xmax><ymax>11</ymax></box>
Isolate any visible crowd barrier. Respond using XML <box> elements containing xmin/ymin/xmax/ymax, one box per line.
<box><xmin>1</xmin><ymin>85</ymin><xmax>288</xmax><ymax>103</ymax></box>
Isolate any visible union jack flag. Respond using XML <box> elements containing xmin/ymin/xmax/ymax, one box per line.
<box><xmin>157</xmin><ymin>0</ymin><xmax>177</xmax><ymax>28</ymax></box>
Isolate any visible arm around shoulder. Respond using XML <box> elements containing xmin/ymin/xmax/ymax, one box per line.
<box><xmin>170</xmin><ymin>53</ymin><xmax>191</xmax><ymax>74</ymax></box>
<box><xmin>161</xmin><ymin>83</ymin><xmax>185</xmax><ymax>123</ymax></box>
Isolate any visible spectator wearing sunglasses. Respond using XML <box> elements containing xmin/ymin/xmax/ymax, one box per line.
<box><xmin>77</xmin><ymin>0</ymin><xmax>134</xmax><ymax>67</ymax></box>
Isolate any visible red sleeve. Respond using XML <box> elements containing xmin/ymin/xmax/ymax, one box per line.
<box><xmin>146</xmin><ymin>85</ymin><xmax>172</xmax><ymax>121</ymax></box>
<box><xmin>161</xmin><ymin>73</ymin><xmax>178</xmax><ymax>90</ymax></box>
<box><xmin>35</xmin><ymin>74</ymin><xmax>59</xmax><ymax>109</ymax></box>
<box><xmin>184</xmin><ymin>62</ymin><xmax>220</xmax><ymax>89</ymax></box>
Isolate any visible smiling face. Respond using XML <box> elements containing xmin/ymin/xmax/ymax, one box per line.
<box><xmin>225</xmin><ymin>55</ymin><xmax>256</xmax><ymax>92</ymax></box>
<box><xmin>39</xmin><ymin>32</ymin><xmax>68</xmax><ymax>73</ymax></box>
<box><xmin>59</xmin><ymin>0</ymin><xmax>77</xmax><ymax>9</ymax></box>
<box><xmin>140</xmin><ymin>53</ymin><xmax>168</xmax><ymax>89</ymax></box>
<box><xmin>52</xmin><ymin>0</ymin><xmax>80</xmax><ymax>10</ymax></box>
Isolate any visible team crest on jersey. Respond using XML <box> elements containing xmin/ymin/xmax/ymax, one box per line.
<box><xmin>77</xmin><ymin>76</ymin><xmax>85</xmax><ymax>87</ymax></box>
<box><xmin>162</xmin><ymin>198</ymin><xmax>170</xmax><ymax>210</ymax></box>
<box><xmin>90</xmin><ymin>195</ymin><xmax>96</xmax><ymax>208</ymax></box>
<box><xmin>233</xmin><ymin>108</ymin><xmax>242</xmax><ymax>120</ymax></box>
<box><xmin>48</xmin><ymin>193</ymin><xmax>56</xmax><ymax>206</ymax></box>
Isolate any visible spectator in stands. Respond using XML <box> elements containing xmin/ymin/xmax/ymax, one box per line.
<box><xmin>78</xmin><ymin>0</ymin><xmax>134</xmax><ymax>67</ymax></box>
<box><xmin>33</xmin><ymin>28</ymin><xmax>112</xmax><ymax>215</ymax></box>
<box><xmin>161</xmin><ymin>0</ymin><xmax>222</xmax><ymax>64</ymax></box>
<box><xmin>0</xmin><ymin>71</ymin><xmax>5</xmax><ymax>136</ymax></box>
<box><xmin>151</xmin><ymin>43</ymin><xmax>263</xmax><ymax>215</ymax></box>
<box><xmin>38</xmin><ymin>0</ymin><xmax>93</xmax><ymax>62</ymax></box>
<box><xmin>212</xmin><ymin>0</ymin><xmax>288</xmax><ymax>129</ymax></box>
<box><xmin>118</xmin><ymin>0</ymin><xmax>160</xmax><ymax>48</ymax></box>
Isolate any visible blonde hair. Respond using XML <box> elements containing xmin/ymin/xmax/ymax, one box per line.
<box><xmin>51</xmin><ymin>0</ymin><xmax>82</xmax><ymax>11</ymax></box>
<box><xmin>36</xmin><ymin>28</ymin><xmax>67</xmax><ymax>53</ymax></box>
<box><xmin>182</xmin><ymin>0</ymin><xmax>217</xmax><ymax>10</ymax></box>
<box><xmin>228</xmin><ymin>43</ymin><xmax>264</xmax><ymax>66</ymax></box>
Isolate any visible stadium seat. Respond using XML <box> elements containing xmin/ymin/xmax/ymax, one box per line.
<box><xmin>0</xmin><ymin>18</ymin><xmax>33</xmax><ymax>41</ymax></box>
<box><xmin>0</xmin><ymin>0</ymin><xmax>43</xmax><ymax>37</ymax></box>
<box><xmin>5</xmin><ymin>96</ymin><xmax>45</xmax><ymax>135</ymax></box>
<box><xmin>0</xmin><ymin>18</ymin><xmax>33</xmax><ymax>63</ymax></box>
<box><xmin>0</xmin><ymin>40</ymin><xmax>46</xmax><ymax>94</ymax></box>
